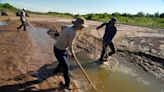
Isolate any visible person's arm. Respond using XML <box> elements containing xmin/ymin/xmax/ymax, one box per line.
<box><xmin>26</xmin><ymin>13</ymin><xmax>29</xmax><ymax>17</ymax></box>
<box><xmin>70</xmin><ymin>43</ymin><xmax>75</xmax><ymax>57</ymax></box>
<box><xmin>96</xmin><ymin>23</ymin><xmax>106</xmax><ymax>30</ymax></box>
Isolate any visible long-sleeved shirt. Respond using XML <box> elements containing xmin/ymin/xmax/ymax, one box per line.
<box><xmin>54</xmin><ymin>26</ymin><xmax>76</xmax><ymax>52</ymax></box>
<box><xmin>97</xmin><ymin>22</ymin><xmax>117</xmax><ymax>44</ymax></box>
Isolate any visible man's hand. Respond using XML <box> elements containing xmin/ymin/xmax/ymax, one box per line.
<box><xmin>69</xmin><ymin>52</ymin><xmax>75</xmax><ymax>59</ymax></box>
<box><xmin>70</xmin><ymin>53</ymin><xmax>75</xmax><ymax>58</ymax></box>
<box><xmin>69</xmin><ymin>45</ymin><xmax>75</xmax><ymax>59</ymax></box>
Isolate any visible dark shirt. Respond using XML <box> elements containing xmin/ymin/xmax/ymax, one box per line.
<box><xmin>97</xmin><ymin>22</ymin><xmax>117</xmax><ymax>44</ymax></box>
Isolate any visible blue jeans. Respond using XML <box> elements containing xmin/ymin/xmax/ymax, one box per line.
<box><xmin>53</xmin><ymin>46</ymin><xmax>70</xmax><ymax>87</ymax></box>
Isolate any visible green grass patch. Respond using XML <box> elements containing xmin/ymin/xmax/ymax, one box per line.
<box><xmin>1</xmin><ymin>3</ymin><xmax>164</xmax><ymax>28</ymax></box>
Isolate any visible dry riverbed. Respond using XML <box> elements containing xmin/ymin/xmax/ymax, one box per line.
<box><xmin>0</xmin><ymin>15</ymin><xmax>164</xmax><ymax>92</ymax></box>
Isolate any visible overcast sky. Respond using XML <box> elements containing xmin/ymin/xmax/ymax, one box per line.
<box><xmin>1</xmin><ymin>0</ymin><xmax>164</xmax><ymax>14</ymax></box>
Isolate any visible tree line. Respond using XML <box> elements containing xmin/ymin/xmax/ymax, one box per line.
<box><xmin>1</xmin><ymin>3</ymin><xmax>164</xmax><ymax>28</ymax></box>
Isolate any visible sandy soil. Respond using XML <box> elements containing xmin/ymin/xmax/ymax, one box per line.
<box><xmin>0</xmin><ymin>17</ymin><xmax>79</xmax><ymax>92</ymax></box>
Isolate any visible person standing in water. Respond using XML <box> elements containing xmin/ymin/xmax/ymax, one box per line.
<box><xmin>53</xmin><ymin>17</ymin><xmax>88</xmax><ymax>89</ymax></box>
<box><xmin>96</xmin><ymin>17</ymin><xmax>118</xmax><ymax>63</ymax></box>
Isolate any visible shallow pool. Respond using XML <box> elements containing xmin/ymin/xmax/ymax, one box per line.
<box><xmin>0</xmin><ymin>22</ymin><xmax>8</xmax><ymax>26</ymax></box>
<box><xmin>28</xmin><ymin>27</ymin><xmax>164</xmax><ymax>92</ymax></box>
<box><xmin>70</xmin><ymin>52</ymin><xmax>164</xmax><ymax>92</ymax></box>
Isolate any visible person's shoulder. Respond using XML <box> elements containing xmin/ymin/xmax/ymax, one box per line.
<box><xmin>63</xmin><ymin>26</ymin><xmax>73</xmax><ymax>31</ymax></box>
<box><xmin>63</xmin><ymin>26</ymin><xmax>74</xmax><ymax>34</ymax></box>
<box><xmin>103</xmin><ymin>22</ymin><xmax>108</xmax><ymax>25</ymax></box>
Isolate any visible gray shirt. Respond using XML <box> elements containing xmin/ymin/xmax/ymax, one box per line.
<box><xmin>54</xmin><ymin>26</ymin><xmax>76</xmax><ymax>51</ymax></box>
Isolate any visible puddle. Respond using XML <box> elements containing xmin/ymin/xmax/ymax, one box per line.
<box><xmin>70</xmin><ymin>53</ymin><xmax>164</xmax><ymax>92</ymax></box>
<box><xmin>0</xmin><ymin>22</ymin><xmax>8</xmax><ymax>26</ymax></box>
<box><xmin>27</xmin><ymin>27</ymin><xmax>164</xmax><ymax>92</ymax></box>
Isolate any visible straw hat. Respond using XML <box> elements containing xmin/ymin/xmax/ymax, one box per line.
<box><xmin>72</xmin><ymin>17</ymin><xmax>88</xmax><ymax>28</ymax></box>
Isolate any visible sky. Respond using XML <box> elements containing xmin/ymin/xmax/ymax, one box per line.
<box><xmin>0</xmin><ymin>0</ymin><xmax>164</xmax><ymax>14</ymax></box>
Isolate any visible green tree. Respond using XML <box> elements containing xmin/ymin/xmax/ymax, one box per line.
<box><xmin>136</xmin><ymin>12</ymin><xmax>145</xmax><ymax>17</ymax></box>
<box><xmin>146</xmin><ymin>13</ymin><xmax>154</xmax><ymax>18</ymax></box>
<box><xmin>121</xmin><ymin>13</ymin><xmax>132</xmax><ymax>17</ymax></box>
<box><xmin>155</xmin><ymin>12</ymin><xmax>159</xmax><ymax>17</ymax></box>
<box><xmin>74</xmin><ymin>14</ymin><xmax>80</xmax><ymax>18</ymax></box>
<box><xmin>84</xmin><ymin>13</ymin><xmax>93</xmax><ymax>20</ymax></box>
<box><xmin>112</xmin><ymin>12</ymin><xmax>121</xmax><ymax>17</ymax></box>
<box><xmin>160</xmin><ymin>13</ymin><xmax>164</xmax><ymax>18</ymax></box>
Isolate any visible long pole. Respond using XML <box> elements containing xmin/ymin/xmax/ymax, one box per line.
<box><xmin>26</xmin><ymin>19</ymin><xmax>35</xmax><ymax>30</ymax></box>
<box><xmin>96</xmin><ymin>29</ymin><xmax>102</xmax><ymax>40</ymax></box>
<box><xmin>73</xmin><ymin>55</ymin><xmax>97</xmax><ymax>91</ymax></box>
<box><xmin>26</xmin><ymin>17</ymin><xmax>96</xmax><ymax>90</ymax></box>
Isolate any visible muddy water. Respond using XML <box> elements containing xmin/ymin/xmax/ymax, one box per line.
<box><xmin>71</xmin><ymin>53</ymin><xmax>164</xmax><ymax>92</ymax></box>
<box><xmin>0</xmin><ymin>22</ymin><xmax>8</xmax><ymax>26</ymax></box>
<box><xmin>28</xmin><ymin>28</ymin><xmax>164</xmax><ymax>92</ymax></box>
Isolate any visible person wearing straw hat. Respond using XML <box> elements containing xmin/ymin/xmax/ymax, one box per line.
<box><xmin>96</xmin><ymin>17</ymin><xmax>118</xmax><ymax>63</ymax></box>
<box><xmin>17</xmin><ymin>8</ymin><xmax>28</xmax><ymax>31</ymax></box>
<box><xmin>53</xmin><ymin>17</ymin><xmax>88</xmax><ymax>89</ymax></box>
